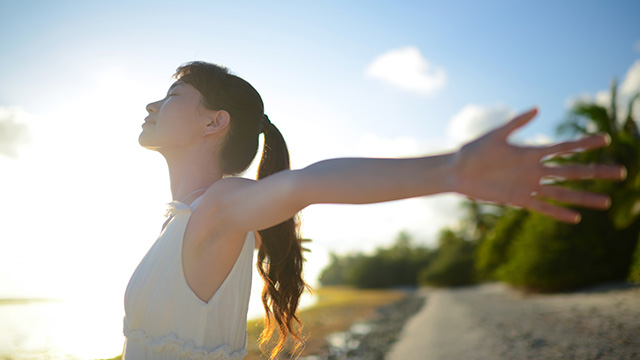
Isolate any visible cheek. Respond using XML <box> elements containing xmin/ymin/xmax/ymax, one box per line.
<box><xmin>157</xmin><ymin>109</ymin><xmax>200</xmax><ymax>141</ymax></box>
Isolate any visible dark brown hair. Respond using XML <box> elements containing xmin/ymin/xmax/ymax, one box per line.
<box><xmin>174</xmin><ymin>61</ymin><xmax>308</xmax><ymax>358</ymax></box>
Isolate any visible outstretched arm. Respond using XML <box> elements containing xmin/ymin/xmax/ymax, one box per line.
<box><xmin>209</xmin><ymin>108</ymin><xmax>624</xmax><ymax>234</ymax></box>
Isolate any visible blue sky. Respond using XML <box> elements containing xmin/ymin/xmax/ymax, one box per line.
<box><xmin>3</xmin><ymin>1</ymin><xmax>639</xmax><ymax>133</ymax></box>
<box><xmin>1</xmin><ymin>0</ymin><xmax>639</xmax><ymax>301</ymax></box>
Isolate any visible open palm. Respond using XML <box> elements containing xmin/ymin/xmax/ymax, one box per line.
<box><xmin>452</xmin><ymin>108</ymin><xmax>625</xmax><ymax>223</ymax></box>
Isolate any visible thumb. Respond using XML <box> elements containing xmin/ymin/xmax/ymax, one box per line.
<box><xmin>496</xmin><ymin>107</ymin><xmax>538</xmax><ymax>139</ymax></box>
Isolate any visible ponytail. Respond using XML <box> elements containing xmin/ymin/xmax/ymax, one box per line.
<box><xmin>257</xmin><ymin>116</ymin><xmax>309</xmax><ymax>358</ymax></box>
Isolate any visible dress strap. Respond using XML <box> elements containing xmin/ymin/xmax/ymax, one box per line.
<box><xmin>179</xmin><ymin>188</ymin><xmax>208</xmax><ymax>204</ymax></box>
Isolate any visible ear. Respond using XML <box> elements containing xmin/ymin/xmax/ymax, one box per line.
<box><xmin>203</xmin><ymin>110</ymin><xmax>230</xmax><ymax>137</ymax></box>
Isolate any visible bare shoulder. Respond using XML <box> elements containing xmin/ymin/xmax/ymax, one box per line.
<box><xmin>197</xmin><ymin>177</ymin><xmax>256</xmax><ymax>213</ymax></box>
<box><xmin>208</xmin><ymin>176</ymin><xmax>256</xmax><ymax>194</ymax></box>
<box><xmin>185</xmin><ymin>177</ymin><xmax>256</xmax><ymax>243</ymax></box>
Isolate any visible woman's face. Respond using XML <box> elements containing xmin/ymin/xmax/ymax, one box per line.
<box><xmin>138</xmin><ymin>81</ymin><xmax>209</xmax><ymax>152</ymax></box>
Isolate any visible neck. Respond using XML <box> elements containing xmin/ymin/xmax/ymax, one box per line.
<box><xmin>161</xmin><ymin>147</ymin><xmax>223</xmax><ymax>204</ymax></box>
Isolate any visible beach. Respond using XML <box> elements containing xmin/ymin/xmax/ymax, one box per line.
<box><xmin>388</xmin><ymin>282</ymin><xmax>640</xmax><ymax>360</ymax></box>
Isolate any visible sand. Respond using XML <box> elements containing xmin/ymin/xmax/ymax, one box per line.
<box><xmin>386</xmin><ymin>282</ymin><xmax>640</xmax><ymax>360</ymax></box>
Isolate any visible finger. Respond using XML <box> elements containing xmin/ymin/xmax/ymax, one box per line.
<box><xmin>542</xmin><ymin>164</ymin><xmax>626</xmax><ymax>180</ymax></box>
<box><xmin>534</xmin><ymin>185</ymin><xmax>611</xmax><ymax>209</ymax></box>
<box><xmin>527</xmin><ymin>198</ymin><xmax>582</xmax><ymax>224</ymax></box>
<box><xmin>540</xmin><ymin>134</ymin><xmax>611</xmax><ymax>157</ymax></box>
<box><xmin>496</xmin><ymin>107</ymin><xmax>538</xmax><ymax>139</ymax></box>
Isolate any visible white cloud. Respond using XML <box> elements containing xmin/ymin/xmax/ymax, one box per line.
<box><xmin>0</xmin><ymin>106</ymin><xmax>31</xmax><ymax>157</ymax></box>
<box><xmin>446</xmin><ymin>104</ymin><xmax>517</xmax><ymax>145</ymax></box>
<box><xmin>565</xmin><ymin>60</ymin><xmax>640</xmax><ymax>124</ymax></box>
<box><xmin>522</xmin><ymin>133</ymin><xmax>554</xmax><ymax>146</ymax></box>
<box><xmin>594</xmin><ymin>89</ymin><xmax>612</xmax><ymax>108</ymax></box>
<box><xmin>620</xmin><ymin>60</ymin><xmax>640</xmax><ymax>96</ymax></box>
<box><xmin>634</xmin><ymin>40</ymin><xmax>640</xmax><ymax>53</ymax></box>
<box><xmin>365</xmin><ymin>46</ymin><xmax>446</xmax><ymax>97</ymax></box>
<box><xmin>446</xmin><ymin>104</ymin><xmax>553</xmax><ymax>146</ymax></box>
<box><xmin>564</xmin><ymin>92</ymin><xmax>592</xmax><ymax>109</ymax></box>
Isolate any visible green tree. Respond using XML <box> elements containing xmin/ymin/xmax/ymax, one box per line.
<box><xmin>318</xmin><ymin>232</ymin><xmax>433</xmax><ymax>288</ymax></box>
<box><xmin>318</xmin><ymin>253</ymin><xmax>351</xmax><ymax>285</ymax></box>
<box><xmin>474</xmin><ymin>208</ymin><xmax>528</xmax><ymax>280</ymax></box>
<box><xmin>628</xmin><ymin>238</ymin><xmax>640</xmax><ymax>283</ymax></box>
<box><xmin>496</xmin><ymin>210</ymin><xmax>634</xmax><ymax>290</ymax></box>
<box><xmin>419</xmin><ymin>229</ymin><xmax>476</xmax><ymax>287</ymax></box>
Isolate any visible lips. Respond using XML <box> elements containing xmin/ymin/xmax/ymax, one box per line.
<box><xmin>142</xmin><ymin>117</ymin><xmax>156</xmax><ymax>126</ymax></box>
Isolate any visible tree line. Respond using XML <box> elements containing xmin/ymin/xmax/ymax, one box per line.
<box><xmin>319</xmin><ymin>80</ymin><xmax>640</xmax><ymax>290</ymax></box>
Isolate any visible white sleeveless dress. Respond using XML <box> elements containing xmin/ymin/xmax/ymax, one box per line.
<box><xmin>123</xmin><ymin>196</ymin><xmax>254</xmax><ymax>360</ymax></box>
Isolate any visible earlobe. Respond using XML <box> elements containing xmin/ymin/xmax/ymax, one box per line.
<box><xmin>203</xmin><ymin>110</ymin><xmax>231</xmax><ymax>136</ymax></box>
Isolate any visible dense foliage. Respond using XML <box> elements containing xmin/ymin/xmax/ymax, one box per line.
<box><xmin>474</xmin><ymin>208</ymin><xmax>528</xmax><ymax>280</ymax></box>
<box><xmin>628</xmin><ymin>237</ymin><xmax>640</xmax><ymax>283</ymax></box>
<box><xmin>494</xmin><ymin>211</ymin><xmax>638</xmax><ymax>290</ymax></box>
<box><xmin>318</xmin><ymin>232</ymin><xmax>434</xmax><ymax>288</ymax></box>
<box><xmin>418</xmin><ymin>229</ymin><xmax>476</xmax><ymax>286</ymax></box>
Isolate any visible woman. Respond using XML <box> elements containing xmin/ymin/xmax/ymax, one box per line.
<box><xmin>123</xmin><ymin>61</ymin><xmax>623</xmax><ymax>359</ymax></box>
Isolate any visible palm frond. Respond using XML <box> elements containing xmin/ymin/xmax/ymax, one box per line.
<box><xmin>571</xmin><ymin>102</ymin><xmax>613</xmax><ymax>135</ymax></box>
<box><xmin>623</xmin><ymin>93</ymin><xmax>640</xmax><ymax>140</ymax></box>
<box><xmin>610</xmin><ymin>79</ymin><xmax>618</xmax><ymax>133</ymax></box>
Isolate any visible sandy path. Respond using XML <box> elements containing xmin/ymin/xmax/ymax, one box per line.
<box><xmin>386</xmin><ymin>283</ymin><xmax>640</xmax><ymax>360</ymax></box>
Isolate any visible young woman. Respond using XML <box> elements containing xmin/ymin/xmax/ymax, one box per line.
<box><xmin>123</xmin><ymin>61</ymin><xmax>624</xmax><ymax>360</ymax></box>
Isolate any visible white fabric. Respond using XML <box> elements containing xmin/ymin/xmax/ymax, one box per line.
<box><xmin>123</xmin><ymin>196</ymin><xmax>254</xmax><ymax>360</ymax></box>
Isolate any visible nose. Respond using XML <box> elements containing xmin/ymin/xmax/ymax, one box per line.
<box><xmin>146</xmin><ymin>100</ymin><xmax>160</xmax><ymax>113</ymax></box>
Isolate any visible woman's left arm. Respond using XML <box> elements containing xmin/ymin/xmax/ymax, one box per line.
<box><xmin>210</xmin><ymin>108</ymin><xmax>625</xmax><ymax>234</ymax></box>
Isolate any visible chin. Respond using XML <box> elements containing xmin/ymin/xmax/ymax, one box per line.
<box><xmin>138</xmin><ymin>133</ymin><xmax>158</xmax><ymax>150</ymax></box>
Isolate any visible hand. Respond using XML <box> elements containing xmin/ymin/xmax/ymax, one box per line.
<box><xmin>451</xmin><ymin>107</ymin><xmax>626</xmax><ymax>223</ymax></box>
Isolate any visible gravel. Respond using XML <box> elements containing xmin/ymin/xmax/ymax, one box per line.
<box><xmin>299</xmin><ymin>289</ymin><xmax>426</xmax><ymax>360</ymax></box>
<box><xmin>387</xmin><ymin>282</ymin><xmax>640</xmax><ymax>360</ymax></box>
